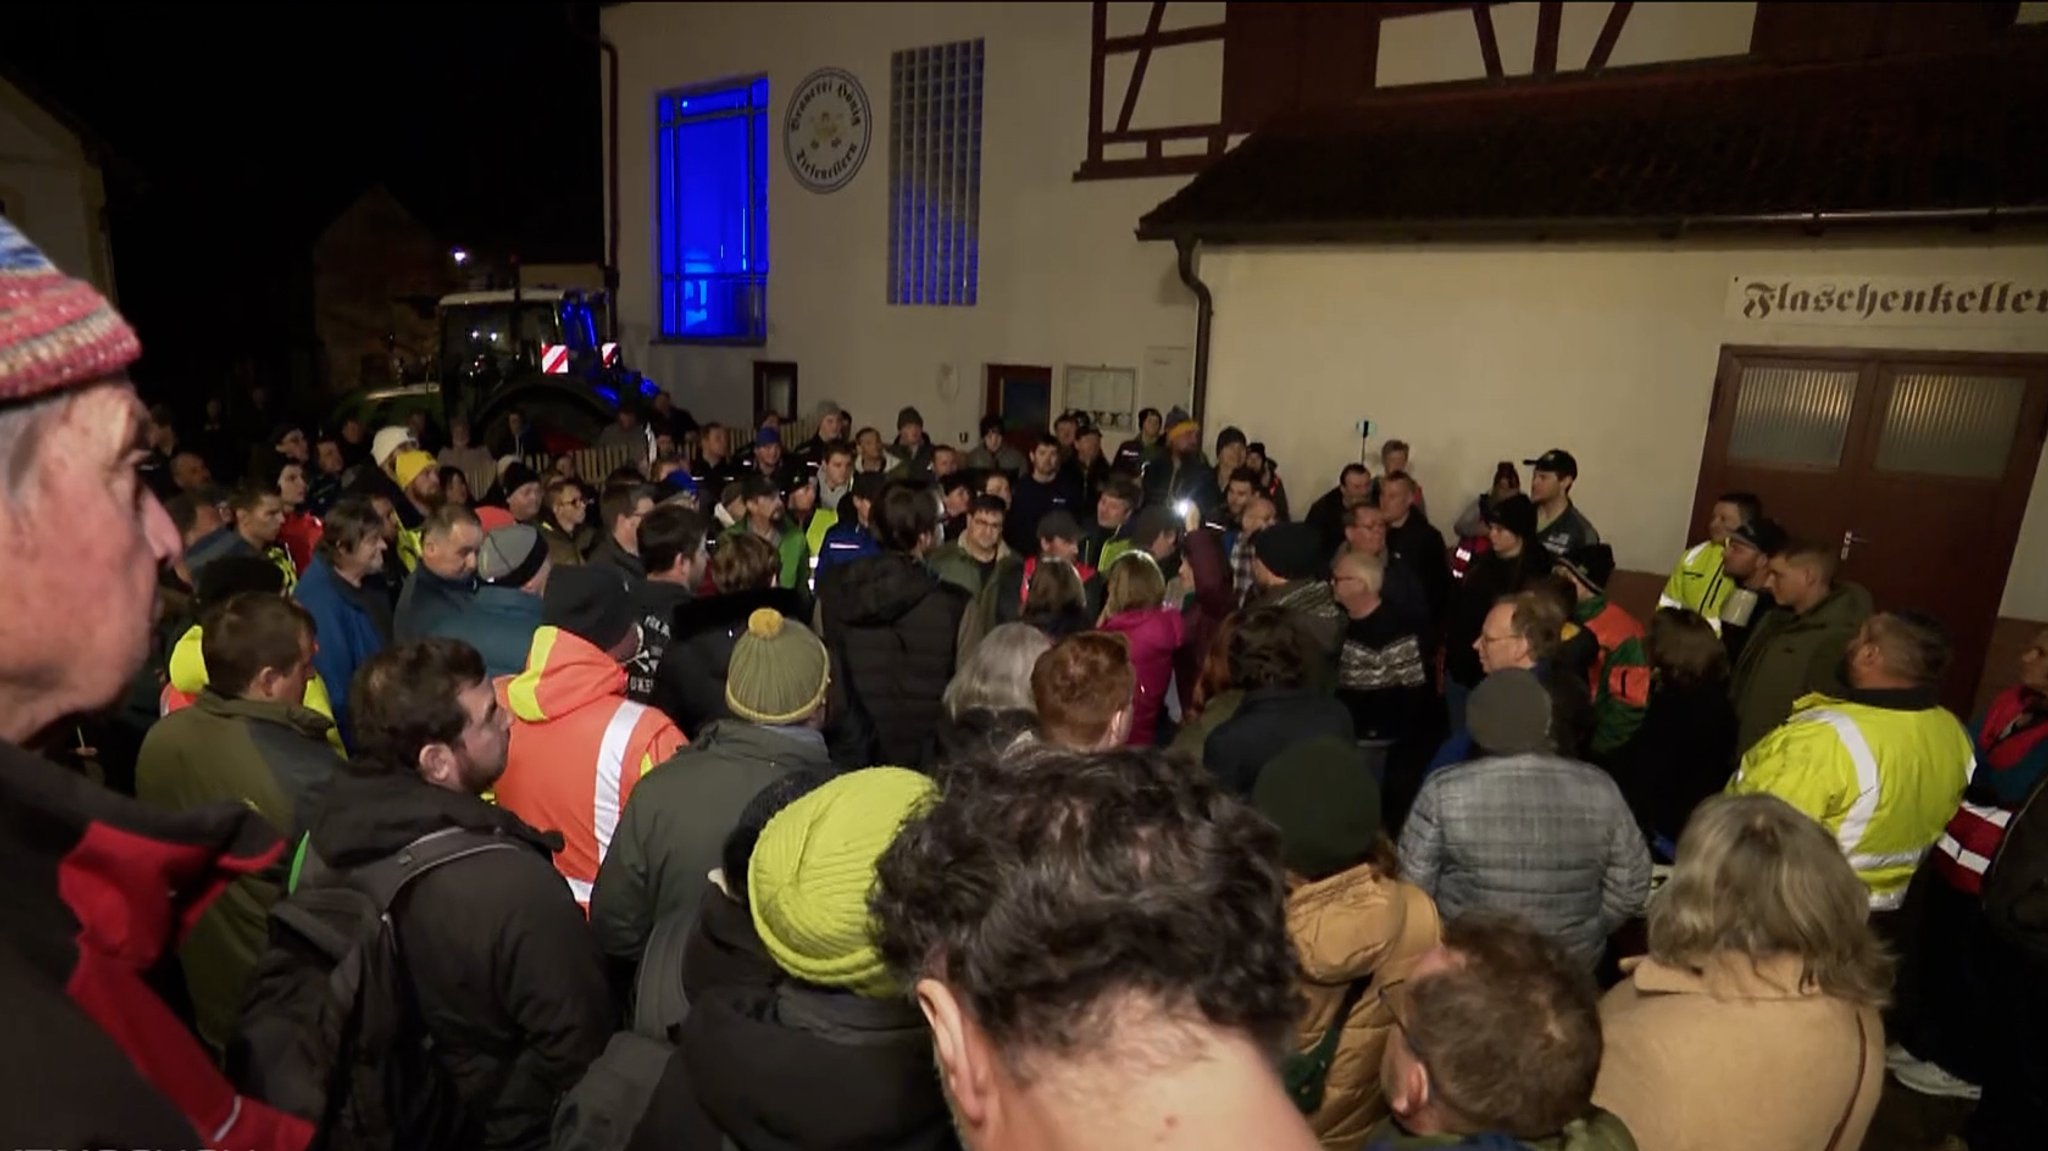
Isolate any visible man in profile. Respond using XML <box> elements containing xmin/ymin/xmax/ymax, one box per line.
<box><xmin>873</xmin><ymin>741</ymin><xmax>1320</xmax><ymax>1150</ymax></box>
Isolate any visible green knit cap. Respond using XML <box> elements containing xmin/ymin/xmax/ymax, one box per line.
<box><xmin>724</xmin><ymin>608</ymin><xmax>831</xmax><ymax>725</ymax></box>
<box><xmin>1251</xmin><ymin>737</ymin><xmax>1382</xmax><ymax>881</ymax></box>
<box><xmin>749</xmin><ymin>766</ymin><xmax>936</xmax><ymax>997</ymax></box>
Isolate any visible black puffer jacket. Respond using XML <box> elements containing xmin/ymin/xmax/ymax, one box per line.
<box><xmin>307</xmin><ymin>767</ymin><xmax>613</xmax><ymax>1151</ymax></box>
<box><xmin>818</xmin><ymin>553</ymin><xmax>971</xmax><ymax>766</ymax></box>
<box><xmin>648</xmin><ymin>587</ymin><xmax>810</xmax><ymax>737</ymax></box>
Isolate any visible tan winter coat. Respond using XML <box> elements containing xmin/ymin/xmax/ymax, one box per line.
<box><xmin>1286</xmin><ymin>865</ymin><xmax>1442</xmax><ymax>1151</ymax></box>
<box><xmin>1594</xmin><ymin>953</ymin><xmax>1883</xmax><ymax>1151</ymax></box>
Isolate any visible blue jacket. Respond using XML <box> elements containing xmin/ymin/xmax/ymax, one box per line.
<box><xmin>431</xmin><ymin>586</ymin><xmax>544</xmax><ymax>680</ymax></box>
<box><xmin>813</xmin><ymin>522</ymin><xmax>880</xmax><ymax>577</ymax></box>
<box><xmin>293</xmin><ymin>556</ymin><xmax>389</xmax><ymax>748</ymax></box>
<box><xmin>395</xmin><ymin>566</ymin><xmax>477</xmax><ymax>643</ymax></box>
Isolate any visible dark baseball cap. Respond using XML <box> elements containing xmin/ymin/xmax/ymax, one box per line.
<box><xmin>1524</xmin><ymin>449</ymin><xmax>1578</xmax><ymax>478</ymax></box>
<box><xmin>1728</xmin><ymin>517</ymin><xmax>1788</xmax><ymax>556</ymax></box>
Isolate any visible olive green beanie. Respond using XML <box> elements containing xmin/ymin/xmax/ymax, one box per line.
<box><xmin>724</xmin><ymin>608</ymin><xmax>831</xmax><ymax>725</ymax></box>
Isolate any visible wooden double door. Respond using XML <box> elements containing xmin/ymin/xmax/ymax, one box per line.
<box><xmin>1691</xmin><ymin>346</ymin><xmax>2048</xmax><ymax>713</ymax></box>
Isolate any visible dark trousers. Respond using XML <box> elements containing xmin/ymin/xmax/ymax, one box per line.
<box><xmin>1889</xmin><ymin>867</ymin><xmax>1994</xmax><ymax>1083</ymax></box>
<box><xmin>1966</xmin><ymin>938</ymin><xmax>2048</xmax><ymax>1150</ymax></box>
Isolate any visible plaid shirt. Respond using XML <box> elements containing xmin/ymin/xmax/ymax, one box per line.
<box><xmin>1230</xmin><ymin>532</ymin><xmax>1256</xmax><ymax>606</ymax></box>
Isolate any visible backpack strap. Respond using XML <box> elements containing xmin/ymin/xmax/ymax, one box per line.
<box><xmin>344</xmin><ymin>826</ymin><xmax>524</xmax><ymax>910</ymax></box>
<box><xmin>631</xmin><ymin>908</ymin><xmax>697</xmax><ymax>1042</ymax></box>
<box><xmin>1308</xmin><ymin>975</ymin><xmax>1375</xmax><ymax>1066</ymax></box>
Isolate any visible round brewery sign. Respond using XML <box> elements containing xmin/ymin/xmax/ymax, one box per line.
<box><xmin>784</xmin><ymin>68</ymin><xmax>871</xmax><ymax>194</ymax></box>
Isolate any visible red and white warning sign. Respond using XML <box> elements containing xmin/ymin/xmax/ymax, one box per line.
<box><xmin>540</xmin><ymin>344</ymin><xmax>569</xmax><ymax>374</ymax></box>
<box><xmin>600</xmin><ymin>342</ymin><xmax>620</xmax><ymax>368</ymax></box>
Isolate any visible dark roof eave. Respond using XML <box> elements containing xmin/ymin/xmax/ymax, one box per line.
<box><xmin>1136</xmin><ymin>206</ymin><xmax>2048</xmax><ymax>246</ymax></box>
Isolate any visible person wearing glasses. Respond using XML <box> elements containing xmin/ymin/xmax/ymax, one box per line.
<box><xmin>540</xmin><ymin>476</ymin><xmax>588</xmax><ymax>567</ymax></box>
<box><xmin>1367</xmin><ymin>915</ymin><xmax>1634</xmax><ymax>1151</ymax></box>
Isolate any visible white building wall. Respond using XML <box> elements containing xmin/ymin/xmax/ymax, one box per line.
<box><xmin>603</xmin><ymin>1</ymin><xmax>1209</xmax><ymax>448</ymax></box>
<box><xmin>1200</xmin><ymin>240</ymin><xmax>2048</xmax><ymax>617</ymax></box>
<box><xmin>0</xmin><ymin>78</ymin><xmax>108</xmax><ymax>293</ymax></box>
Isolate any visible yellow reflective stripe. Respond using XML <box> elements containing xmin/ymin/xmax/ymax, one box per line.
<box><xmin>507</xmin><ymin>627</ymin><xmax>558</xmax><ymax>721</ymax></box>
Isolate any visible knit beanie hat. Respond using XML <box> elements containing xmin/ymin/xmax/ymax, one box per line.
<box><xmin>499</xmin><ymin>461</ymin><xmax>543</xmax><ymax>499</ymax></box>
<box><xmin>896</xmin><ymin>405</ymin><xmax>924</xmax><ymax>430</ymax></box>
<box><xmin>372</xmin><ymin>426</ymin><xmax>414</xmax><ymax>468</ymax></box>
<box><xmin>1164</xmin><ymin>406</ymin><xmax>1199</xmax><ymax>442</ymax></box>
<box><xmin>478</xmin><ymin>524</ymin><xmax>547</xmax><ymax>588</ymax></box>
<box><xmin>1468</xmin><ymin>667</ymin><xmax>1554</xmax><ymax>757</ymax></box>
<box><xmin>1252</xmin><ymin>737</ymin><xmax>1381</xmax><ymax>881</ymax></box>
<box><xmin>0</xmin><ymin>216</ymin><xmax>140</xmax><ymax>404</ymax></box>
<box><xmin>725</xmin><ymin>609</ymin><xmax>831</xmax><ymax>724</ymax></box>
<box><xmin>1253</xmin><ymin>521</ymin><xmax>1323</xmax><ymax>582</ymax></box>
<box><xmin>749</xmin><ymin>766</ymin><xmax>937</xmax><ymax>996</ymax></box>
<box><xmin>393</xmin><ymin>450</ymin><xmax>437</xmax><ymax>492</ymax></box>
<box><xmin>542</xmin><ymin>564</ymin><xmax>638</xmax><ymax>652</ymax></box>
<box><xmin>1484</xmin><ymin>492</ymin><xmax>1539</xmax><ymax>542</ymax></box>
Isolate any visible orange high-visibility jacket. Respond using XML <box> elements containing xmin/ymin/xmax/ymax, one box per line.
<box><xmin>493</xmin><ymin>626</ymin><xmax>686</xmax><ymax>905</ymax></box>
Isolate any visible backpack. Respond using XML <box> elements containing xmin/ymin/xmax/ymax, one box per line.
<box><xmin>1282</xmin><ymin>976</ymin><xmax>1374</xmax><ymax>1115</ymax></box>
<box><xmin>228</xmin><ymin>826</ymin><xmax>520</xmax><ymax>1150</ymax></box>
<box><xmin>550</xmin><ymin>907</ymin><xmax>699</xmax><ymax>1151</ymax></box>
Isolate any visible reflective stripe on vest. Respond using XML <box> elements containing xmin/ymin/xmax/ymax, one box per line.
<box><xmin>592</xmin><ymin>701</ymin><xmax>650</xmax><ymax>863</ymax></box>
<box><xmin>564</xmin><ymin>874</ymin><xmax>594</xmax><ymax>903</ymax></box>
<box><xmin>1805</xmin><ymin>708</ymin><xmax>1882</xmax><ymax>857</ymax></box>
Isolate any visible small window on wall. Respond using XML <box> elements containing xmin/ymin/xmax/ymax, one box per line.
<box><xmin>657</xmin><ymin>77</ymin><xmax>769</xmax><ymax>343</ymax></box>
<box><xmin>889</xmin><ymin>39</ymin><xmax>983</xmax><ymax>306</ymax></box>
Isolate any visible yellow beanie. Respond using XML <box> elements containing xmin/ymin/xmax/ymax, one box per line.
<box><xmin>393</xmin><ymin>450</ymin><xmax>437</xmax><ymax>491</ymax></box>
<box><xmin>749</xmin><ymin>766</ymin><xmax>935</xmax><ymax>997</ymax></box>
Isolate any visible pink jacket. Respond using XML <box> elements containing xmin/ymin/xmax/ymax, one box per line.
<box><xmin>1101</xmin><ymin>606</ymin><xmax>1186</xmax><ymax>746</ymax></box>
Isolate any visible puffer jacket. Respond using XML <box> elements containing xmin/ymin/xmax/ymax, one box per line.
<box><xmin>1288</xmin><ymin>866</ymin><xmax>1442</xmax><ymax>1151</ymax></box>
<box><xmin>817</xmin><ymin>553</ymin><xmax>971</xmax><ymax>765</ymax></box>
<box><xmin>1100</xmin><ymin>605</ymin><xmax>1185</xmax><ymax>746</ymax></box>
<box><xmin>493</xmin><ymin>627</ymin><xmax>686</xmax><ymax>905</ymax></box>
<box><xmin>648</xmin><ymin>587</ymin><xmax>810</xmax><ymax>738</ymax></box>
<box><xmin>1399</xmin><ymin>752</ymin><xmax>1651</xmax><ymax>969</ymax></box>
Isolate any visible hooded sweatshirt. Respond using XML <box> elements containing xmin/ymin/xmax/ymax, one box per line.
<box><xmin>161</xmin><ymin>624</ymin><xmax>345</xmax><ymax>752</ymax></box>
<box><xmin>493</xmin><ymin>627</ymin><xmax>687</xmax><ymax>904</ymax></box>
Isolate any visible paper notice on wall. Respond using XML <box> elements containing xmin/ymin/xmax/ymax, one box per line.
<box><xmin>1727</xmin><ymin>275</ymin><xmax>2048</xmax><ymax>330</ymax></box>
<box><xmin>1141</xmin><ymin>347</ymin><xmax>1193</xmax><ymax>417</ymax></box>
<box><xmin>1065</xmin><ymin>365</ymin><xmax>1138</xmax><ymax>434</ymax></box>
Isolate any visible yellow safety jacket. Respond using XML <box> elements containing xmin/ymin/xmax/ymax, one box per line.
<box><xmin>1658</xmin><ymin>540</ymin><xmax>1732</xmax><ymax>631</ymax></box>
<box><xmin>395</xmin><ymin>523</ymin><xmax>424</xmax><ymax>574</ymax></box>
<box><xmin>1728</xmin><ymin>691</ymin><xmax>1973</xmax><ymax>909</ymax></box>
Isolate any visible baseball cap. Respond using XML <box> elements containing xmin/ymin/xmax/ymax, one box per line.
<box><xmin>1728</xmin><ymin>517</ymin><xmax>1788</xmax><ymax>556</ymax></box>
<box><xmin>1524</xmin><ymin>449</ymin><xmax>1578</xmax><ymax>478</ymax></box>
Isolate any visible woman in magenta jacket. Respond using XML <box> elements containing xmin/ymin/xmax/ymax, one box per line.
<box><xmin>1098</xmin><ymin>553</ymin><xmax>1185</xmax><ymax>746</ymax></box>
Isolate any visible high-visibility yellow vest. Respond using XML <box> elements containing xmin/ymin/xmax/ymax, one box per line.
<box><xmin>1729</xmin><ymin>692</ymin><xmax>1973</xmax><ymax>909</ymax></box>
<box><xmin>1658</xmin><ymin>540</ymin><xmax>1733</xmax><ymax>631</ymax></box>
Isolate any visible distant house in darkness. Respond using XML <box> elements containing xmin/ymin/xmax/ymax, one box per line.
<box><xmin>0</xmin><ymin>71</ymin><xmax>115</xmax><ymax>294</ymax></box>
<box><xmin>312</xmin><ymin>185</ymin><xmax>464</xmax><ymax>397</ymax></box>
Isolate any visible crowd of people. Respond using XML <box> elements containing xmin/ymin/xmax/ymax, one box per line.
<box><xmin>3</xmin><ymin>213</ymin><xmax>2045</xmax><ymax>1151</ymax></box>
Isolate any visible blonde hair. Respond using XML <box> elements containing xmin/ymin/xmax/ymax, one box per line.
<box><xmin>1649</xmin><ymin>795</ymin><xmax>1892</xmax><ymax>1007</ymax></box>
<box><xmin>1101</xmin><ymin>551</ymin><xmax>1167</xmax><ymax>617</ymax></box>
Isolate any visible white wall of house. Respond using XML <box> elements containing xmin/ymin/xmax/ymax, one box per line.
<box><xmin>603</xmin><ymin>1</ymin><xmax>1213</xmax><ymax>447</ymax></box>
<box><xmin>0</xmin><ymin>78</ymin><xmax>110</xmax><ymax>293</ymax></box>
<box><xmin>1200</xmin><ymin>240</ymin><xmax>2048</xmax><ymax>617</ymax></box>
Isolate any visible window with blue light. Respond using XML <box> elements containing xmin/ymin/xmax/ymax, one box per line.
<box><xmin>657</xmin><ymin>77</ymin><xmax>769</xmax><ymax>342</ymax></box>
<box><xmin>890</xmin><ymin>40</ymin><xmax>983</xmax><ymax>306</ymax></box>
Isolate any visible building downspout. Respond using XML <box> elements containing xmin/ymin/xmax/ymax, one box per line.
<box><xmin>598</xmin><ymin>32</ymin><xmax>622</xmax><ymax>342</ymax></box>
<box><xmin>1174</xmin><ymin>236</ymin><xmax>1214</xmax><ymax>423</ymax></box>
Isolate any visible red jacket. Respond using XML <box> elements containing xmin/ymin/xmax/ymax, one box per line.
<box><xmin>277</xmin><ymin>510</ymin><xmax>323</xmax><ymax>575</ymax></box>
<box><xmin>0</xmin><ymin>739</ymin><xmax>314</xmax><ymax>1149</ymax></box>
<box><xmin>493</xmin><ymin>627</ymin><xmax>687</xmax><ymax>905</ymax></box>
<box><xmin>1101</xmin><ymin>605</ymin><xmax>1186</xmax><ymax>747</ymax></box>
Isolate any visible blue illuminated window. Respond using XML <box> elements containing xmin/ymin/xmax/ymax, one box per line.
<box><xmin>890</xmin><ymin>40</ymin><xmax>982</xmax><ymax>306</ymax></box>
<box><xmin>657</xmin><ymin>77</ymin><xmax>769</xmax><ymax>343</ymax></box>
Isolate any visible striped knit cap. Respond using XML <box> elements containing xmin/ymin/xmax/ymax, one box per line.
<box><xmin>749</xmin><ymin>766</ymin><xmax>936</xmax><ymax>997</ymax></box>
<box><xmin>0</xmin><ymin>216</ymin><xmax>140</xmax><ymax>403</ymax></box>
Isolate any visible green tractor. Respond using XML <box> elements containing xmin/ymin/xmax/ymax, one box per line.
<box><xmin>335</xmin><ymin>287</ymin><xmax>657</xmax><ymax>455</ymax></box>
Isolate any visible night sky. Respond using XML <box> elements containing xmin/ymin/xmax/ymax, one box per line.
<box><xmin>1</xmin><ymin>3</ymin><xmax>603</xmax><ymax>415</ymax></box>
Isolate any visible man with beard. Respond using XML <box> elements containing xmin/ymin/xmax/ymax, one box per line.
<box><xmin>302</xmin><ymin>640</ymin><xmax>612</xmax><ymax>1148</ymax></box>
<box><xmin>390</xmin><ymin>449</ymin><xmax>443</xmax><ymax>573</ymax></box>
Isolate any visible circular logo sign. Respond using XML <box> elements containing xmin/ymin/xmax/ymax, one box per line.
<box><xmin>784</xmin><ymin>68</ymin><xmax>871</xmax><ymax>194</ymax></box>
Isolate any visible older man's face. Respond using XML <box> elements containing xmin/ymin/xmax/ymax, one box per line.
<box><xmin>0</xmin><ymin>384</ymin><xmax>180</xmax><ymax>740</ymax></box>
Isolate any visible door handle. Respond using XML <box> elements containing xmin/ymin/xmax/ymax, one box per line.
<box><xmin>1840</xmin><ymin>530</ymin><xmax>1871</xmax><ymax>561</ymax></box>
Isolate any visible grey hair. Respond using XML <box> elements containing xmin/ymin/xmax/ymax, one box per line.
<box><xmin>1334</xmin><ymin>549</ymin><xmax>1385</xmax><ymax>595</ymax></box>
<box><xmin>943</xmin><ymin>622</ymin><xmax>1053</xmax><ymax>717</ymax></box>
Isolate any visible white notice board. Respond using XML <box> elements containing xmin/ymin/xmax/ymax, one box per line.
<box><xmin>1063</xmin><ymin>364</ymin><xmax>1138</xmax><ymax>435</ymax></box>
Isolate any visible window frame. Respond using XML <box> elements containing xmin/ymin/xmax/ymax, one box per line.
<box><xmin>654</xmin><ymin>74</ymin><xmax>771</xmax><ymax>346</ymax></box>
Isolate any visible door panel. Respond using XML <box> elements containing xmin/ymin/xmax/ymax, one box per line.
<box><xmin>1694</xmin><ymin>348</ymin><xmax>2048</xmax><ymax>713</ymax></box>
<box><xmin>983</xmin><ymin>364</ymin><xmax>1052</xmax><ymax>455</ymax></box>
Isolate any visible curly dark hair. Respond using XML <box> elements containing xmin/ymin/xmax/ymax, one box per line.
<box><xmin>349</xmin><ymin>639</ymin><xmax>487</xmax><ymax>773</ymax></box>
<box><xmin>871</xmin><ymin>740</ymin><xmax>1300</xmax><ymax>1078</ymax></box>
<box><xmin>1228</xmin><ymin>605</ymin><xmax>1311</xmax><ymax>691</ymax></box>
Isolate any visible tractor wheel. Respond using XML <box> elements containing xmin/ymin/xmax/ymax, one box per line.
<box><xmin>478</xmin><ymin>388</ymin><xmax>610</xmax><ymax>457</ymax></box>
